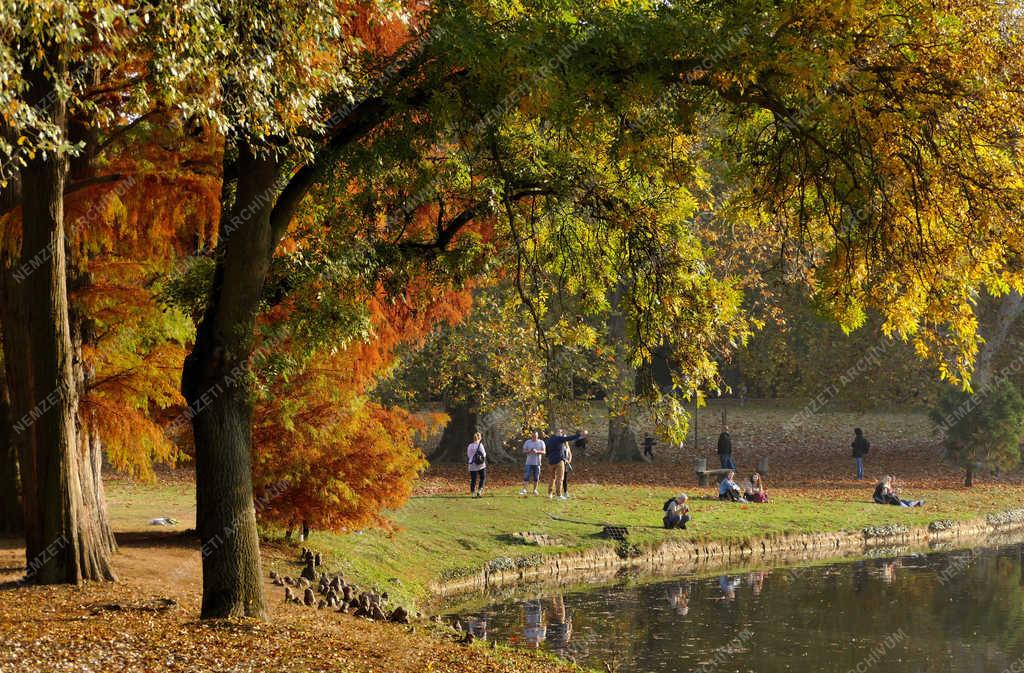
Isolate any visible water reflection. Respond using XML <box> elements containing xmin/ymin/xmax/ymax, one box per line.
<box><xmin>451</xmin><ymin>543</ymin><xmax>1024</xmax><ymax>673</ymax></box>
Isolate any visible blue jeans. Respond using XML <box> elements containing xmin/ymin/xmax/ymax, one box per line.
<box><xmin>719</xmin><ymin>455</ymin><xmax>736</xmax><ymax>470</ymax></box>
<box><xmin>855</xmin><ymin>457</ymin><xmax>864</xmax><ymax>480</ymax></box>
<box><xmin>470</xmin><ymin>468</ymin><xmax>486</xmax><ymax>493</ymax></box>
<box><xmin>523</xmin><ymin>464</ymin><xmax>541</xmax><ymax>484</ymax></box>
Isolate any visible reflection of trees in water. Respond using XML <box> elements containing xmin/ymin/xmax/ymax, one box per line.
<box><xmin>464</xmin><ymin>544</ymin><xmax>1024</xmax><ymax>673</ymax></box>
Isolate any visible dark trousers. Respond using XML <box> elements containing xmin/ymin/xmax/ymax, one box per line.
<box><xmin>663</xmin><ymin>513</ymin><xmax>690</xmax><ymax>529</ymax></box>
<box><xmin>719</xmin><ymin>454</ymin><xmax>736</xmax><ymax>470</ymax></box>
<box><xmin>470</xmin><ymin>469</ymin><xmax>487</xmax><ymax>493</ymax></box>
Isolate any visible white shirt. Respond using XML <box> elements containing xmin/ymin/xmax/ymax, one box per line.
<box><xmin>467</xmin><ymin>441</ymin><xmax>486</xmax><ymax>471</ymax></box>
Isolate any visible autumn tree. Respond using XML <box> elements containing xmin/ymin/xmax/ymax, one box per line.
<box><xmin>0</xmin><ymin>0</ymin><xmax>221</xmax><ymax>583</ymax></box>
<box><xmin>247</xmin><ymin>282</ymin><xmax>467</xmax><ymax>532</ymax></box>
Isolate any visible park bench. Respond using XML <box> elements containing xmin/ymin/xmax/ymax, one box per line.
<box><xmin>695</xmin><ymin>467</ymin><xmax>733</xmax><ymax>486</ymax></box>
<box><xmin>694</xmin><ymin>457</ymin><xmax>769</xmax><ymax>486</ymax></box>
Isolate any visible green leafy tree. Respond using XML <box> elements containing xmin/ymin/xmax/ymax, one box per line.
<box><xmin>931</xmin><ymin>380</ymin><xmax>1024</xmax><ymax>486</ymax></box>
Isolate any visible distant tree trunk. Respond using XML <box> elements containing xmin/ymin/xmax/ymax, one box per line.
<box><xmin>965</xmin><ymin>464</ymin><xmax>974</xmax><ymax>487</ymax></box>
<box><xmin>0</xmin><ymin>379</ymin><xmax>23</xmax><ymax>534</ymax></box>
<box><xmin>12</xmin><ymin>57</ymin><xmax>115</xmax><ymax>583</ymax></box>
<box><xmin>182</xmin><ymin>142</ymin><xmax>276</xmax><ymax>619</ymax></box>
<box><xmin>604</xmin><ymin>283</ymin><xmax>647</xmax><ymax>462</ymax></box>
<box><xmin>607</xmin><ymin>415</ymin><xmax>643</xmax><ymax>461</ymax></box>
<box><xmin>973</xmin><ymin>291</ymin><xmax>1024</xmax><ymax>389</ymax></box>
<box><xmin>430</xmin><ymin>395</ymin><xmax>513</xmax><ymax>463</ymax></box>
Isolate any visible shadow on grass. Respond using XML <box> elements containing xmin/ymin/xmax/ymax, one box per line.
<box><xmin>115</xmin><ymin>529</ymin><xmax>198</xmax><ymax>549</ymax></box>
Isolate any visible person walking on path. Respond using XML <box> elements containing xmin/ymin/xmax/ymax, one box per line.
<box><xmin>717</xmin><ymin>426</ymin><xmax>735</xmax><ymax>470</ymax></box>
<box><xmin>520</xmin><ymin>431</ymin><xmax>546</xmax><ymax>495</ymax></box>
<box><xmin>467</xmin><ymin>431</ymin><xmax>487</xmax><ymax>497</ymax></box>
<box><xmin>545</xmin><ymin>428</ymin><xmax>585</xmax><ymax>499</ymax></box>
<box><xmin>851</xmin><ymin>428</ymin><xmax>870</xmax><ymax>480</ymax></box>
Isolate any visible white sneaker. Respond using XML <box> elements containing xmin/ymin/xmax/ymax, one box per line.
<box><xmin>519</xmin><ymin>488</ymin><xmax>528</xmax><ymax>495</ymax></box>
<box><xmin>548</xmin><ymin>494</ymin><xmax>554</xmax><ymax>499</ymax></box>
<box><xmin>559</xmin><ymin>495</ymin><xmax>568</xmax><ymax>500</ymax></box>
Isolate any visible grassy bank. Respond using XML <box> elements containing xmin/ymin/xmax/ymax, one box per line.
<box><xmin>259</xmin><ymin>482</ymin><xmax>1024</xmax><ymax>607</ymax></box>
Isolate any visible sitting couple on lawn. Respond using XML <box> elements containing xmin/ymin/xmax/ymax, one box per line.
<box><xmin>719</xmin><ymin>471</ymin><xmax>768</xmax><ymax>503</ymax></box>
<box><xmin>873</xmin><ymin>475</ymin><xmax>924</xmax><ymax>507</ymax></box>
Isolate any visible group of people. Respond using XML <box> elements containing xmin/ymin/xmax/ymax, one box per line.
<box><xmin>718</xmin><ymin>470</ymin><xmax>768</xmax><ymax>503</ymax></box>
<box><xmin>470</xmin><ymin>423</ymin><xmax>925</xmax><ymax>516</ymax></box>
<box><xmin>467</xmin><ymin>429</ymin><xmax>588</xmax><ymax>499</ymax></box>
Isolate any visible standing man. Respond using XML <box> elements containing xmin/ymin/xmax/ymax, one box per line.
<box><xmin>851</xmin><ymin>427</ymin><xmax>870</xmax><ymax>480</ymax></box>
<box><xmin>545</xmin><ymin>428</ymin><xmax>585</xmax><ymax>500</ymax></box>
<box><xmin>520</xmin><ymin>431</ymin><xmax>546</xmax><ymax>495</ymax></box>
<box><xmin>717</xmin><ymin>426</ymin><xmax>735</xmax><ymax>470</ymax></box>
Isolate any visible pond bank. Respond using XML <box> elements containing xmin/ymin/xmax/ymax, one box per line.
<box><xmin>430</xmin><ymin>508</ymin><xmax>1024</xmax><ymax>601</ymax></box>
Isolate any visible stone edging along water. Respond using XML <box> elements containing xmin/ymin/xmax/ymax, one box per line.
<box><xmin>429</xmin><ymin>508</ymin><xmax>1024</xmax><ymax>600</ymax></box>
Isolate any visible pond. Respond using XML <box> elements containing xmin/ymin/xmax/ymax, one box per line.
<box><xmin>448</xmin><ymin>541</ymin><xmax>1024</xmax><ymax>673</ymax></box>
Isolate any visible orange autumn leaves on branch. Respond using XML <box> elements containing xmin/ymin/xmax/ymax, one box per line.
<box><xmin>252</xmin><ymin>280</ymin><xmax>471</xmax><ymax>531</ymax></box>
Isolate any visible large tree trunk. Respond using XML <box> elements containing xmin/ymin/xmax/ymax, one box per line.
<box><xmin>66</xmin><ymin>165</ymin><xmax>116</xmax><ymax>558</ymax></box>
<box><xmin>973</xmin><ymin>291</ymin><xmax>1024</xmax><ymax>389</ymax></box>
<box><xmin>182</xmin><ymin>142</ymin><xmax>276</xmax><ymax>619</ymax></box>
<box><xmin>430</xmin><ymin>396</ymin><xmax>513</xmax><ymax>463</ymax></box>
<box><xmin>12</xmin><ymin>59</ymin><xmax>115</xmax><ymax>583</ymax></box>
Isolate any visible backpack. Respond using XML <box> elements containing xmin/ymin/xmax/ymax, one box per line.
<box><xmin>663</xmin><ymin>497</ymin><xmax>676</xmax><ymax>512</ymax></box>
<box><xmin>472</xmin><ymin>444</ymin><xmax>486</xmax><ymax>465</ymax></box>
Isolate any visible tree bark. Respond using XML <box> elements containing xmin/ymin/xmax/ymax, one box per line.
<box><xmin>604</xmin><ymin>283</ymin><xmax>647</xmax><ymax>462</ymax></box>
<box><xmin>973</xmin><ymin>291</ymin><xmax>1024</xmax><ymax>389</ymax></box>
<box><xmin>12</xmin><ymin>59</ymin><xmax>115</xmax><ymax>583</ymax></box>
<box><xmin>430</xmin><ymin>396</ymin><xmax>514</xmax><ymax>463</ymax></box>
<box><xmin>182</xmin><ymin>141</ymin><xmax>277</xmax><ymax>619</ymax></box>
<box><xmin>67</xmin><ymin>176</ymin><xmax>116</xmax><ymax>558</ymax></box>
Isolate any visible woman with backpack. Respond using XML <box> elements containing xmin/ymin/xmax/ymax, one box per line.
<box><xmin>467</xmin><ymin>431</ymin><xmax>487</xmax><ymax>497</ymax></box>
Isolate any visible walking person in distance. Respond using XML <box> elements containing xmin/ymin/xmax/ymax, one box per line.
<box><xmin>467</xmin><ymin>431</ymin><xmax>487</xmax><ymax>497</ymax></box>
<box><xmin>851</xmin><ymin>428</ymin><xmax>870</xmax><ymax>480</ymax></box>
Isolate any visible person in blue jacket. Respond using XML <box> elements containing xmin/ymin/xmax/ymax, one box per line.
<box><xmin>545</xmin><ymin>428</ymin><xmax>585</xmax><ymax>499</ymax></box>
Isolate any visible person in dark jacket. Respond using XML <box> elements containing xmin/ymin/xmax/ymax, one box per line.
<box><xmin>851</xmin><ymin>428</ymin><xmax>870</xmax><ymax>480</ymax></box>
<box><xmin>717</xmin><ymin>426</ymin><xmax>735</xmax><ymax>469</ymax></box>
<box><xmin>545</xmin><ymin>429</ymin><xmax>585</xmax><ymax>499</ymax></box>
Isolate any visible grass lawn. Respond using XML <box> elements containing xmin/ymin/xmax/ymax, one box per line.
<box><xmin>261</xmin><ymin>482</ymin><xmax>1024</xmax><ymax>607</ymax></box>
<box><xmin>104</xmin><ymin>477</ymin><xmax>196</xmax><ymax>532</ymax></box>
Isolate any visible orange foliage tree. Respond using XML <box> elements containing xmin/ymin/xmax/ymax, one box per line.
<box><xmin>250</xmin><ymin>279</ymin><xmax>471</xmax><ymax>533</ymax></box>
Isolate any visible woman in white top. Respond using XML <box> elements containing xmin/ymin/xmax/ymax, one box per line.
<box><xmin>467</xmin><ymin>432</ymin><xmax>487</xmax><ymax>497</ymax></box>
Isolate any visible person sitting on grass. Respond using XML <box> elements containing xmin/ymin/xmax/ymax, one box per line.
<box><xmin>873</xmin><ymin>475</ymin><xmax>924</xmax><ymax>507</ymax></box>
<box><xmin>718</xmin><ymin>471</ymin><xmax>745</xmax><ymax>502</ymax></box>
<box><xmin>744</xmin><ymin>472</ymin><xmax>768</xmax><ymax>503</ymax></box>
<box><xmin>663</xmin><ymin>493</ymin><xmax>690</xmax><ymax>529</ymax></box>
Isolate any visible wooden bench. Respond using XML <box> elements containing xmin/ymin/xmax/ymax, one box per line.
<box><xmin>695</xmin><ymin>467</ymin><xmax>734</xmax><ymax>486</ymax></box>
<box><xmin>695</xmin><ymin>457</ymin><xmax>769</xmax><ymax>486</ymax></box>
